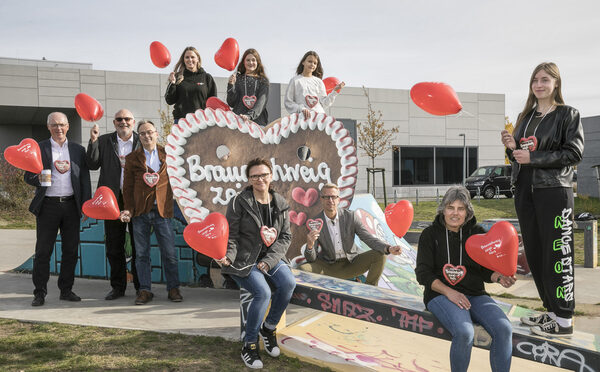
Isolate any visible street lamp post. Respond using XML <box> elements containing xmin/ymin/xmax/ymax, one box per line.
<box><xmin>459</xmin><ymin>133</ymin><xmax>466</xmax><ymax>185</ymax></box>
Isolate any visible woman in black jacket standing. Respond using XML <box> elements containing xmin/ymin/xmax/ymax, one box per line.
<box><xmin>218</xmin><ymin>158</ymin><xmax>295</xmax><ymax>369</ymax></box>
<box><xmin>416</xmin><ymin>186</ymin><xmax>516</xmax><ymax>372</ymax></box>
<box><xmin>165</xmin><ymin>46</ymin><xmax>217</xmax><ymax>122</ymax></box>
<box><xmin>501</xmin><ymin>62</ymin><xmax>584</xmax><ymax>338</ymax></box>
<box><xmin>226</xmin><ymin>48</ymin><xmax>270</xmax><ymax>126</ymax></box>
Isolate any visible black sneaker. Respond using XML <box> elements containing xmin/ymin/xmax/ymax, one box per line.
<box><xmin>241</xmin><ymin>341</ymin><xmax>263</xmax><ymax>369</ymax></box>
<box><xmin>520</xmin><ymin>313</ymin><xmax>551</xmax><ymax>326</ymax></box>
<box><xmin>531</xmin><ymin>319</ymin><xmax>573</xmax><ymax>338</ymax></box>
<box><xmin>259</xmin><ymin>325</ymin><xmax>280</xmax><ymax>357</ymax></box>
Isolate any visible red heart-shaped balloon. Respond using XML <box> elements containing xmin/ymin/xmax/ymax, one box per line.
<box><xmin>82</xmin><ymin>186</ymin><xmax>120</xmax><ymax>220</ymax></box>
<box><xmin>410</xmin><ymin>82</ymin><xmax>462</xmax><ymax>116</ymax></box>
<box><xmin>206</xmin><ymin>97</ymin><xmax>231</xmax><ymax>111</ymax></box>
<box><xmin>214</xmin><ymin>38</ymin><xmax>239</xmax><ymax>71</ymax></box>
<box><xmin>149</xmin><ymin>41</ymin><xmax>171</xmax><ymax>68</ymax></box>
<box><xmin>75</xmin><ymin>93</ymin><xmax>104</xmax><ymax>122</ymax></box>
<box><xmin>384</xmin><ymin>200</ymin><xmax>414</xmax><ymax>238</ymax></box>
<box><xmin>323</xmin><ymin>77</ymin><xmax>341</xmax><ymax>95</ymax></box>
<box><xmin>183</xmin><ymin>212</ymin><xmax>229</xmax><ymax>260</ymax></box>
<box><xmin>465</xmin><ymin>221</ymin><xmax>518</xmax><ymax>276</ymax></box>
<box><xmin>3</xmin><ymin>138</ymin><xmax>43</xmax><ymax>174</ymax></box>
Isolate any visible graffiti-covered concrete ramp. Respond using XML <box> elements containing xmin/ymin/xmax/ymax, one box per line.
<box><xmin>280</xmin><ymin>194</ymin><xmax>600</xmax><ymax>372</ymax></box>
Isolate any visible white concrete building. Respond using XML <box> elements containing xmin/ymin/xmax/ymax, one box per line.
<box><xmin>0</xmin><ymin>57</ymin><xmax>506</xmax><ymax>199</ymax></box>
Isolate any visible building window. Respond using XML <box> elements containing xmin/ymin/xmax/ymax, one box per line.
<box><xmin>393</xmin><ymin>146</ymin><xmax>478</xmax><ymax>186</ymax></box>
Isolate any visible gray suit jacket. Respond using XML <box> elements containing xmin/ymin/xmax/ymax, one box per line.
<box><xmin>304</xmin><ymin>208</ymin><xmax>390</xmax><ymax>264</ymax></box>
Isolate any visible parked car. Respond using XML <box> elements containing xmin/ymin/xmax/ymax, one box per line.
<box><xmin>465</xmin><ymin>164</ymin><xmax>513</xmax><ymax>199</ymax></box>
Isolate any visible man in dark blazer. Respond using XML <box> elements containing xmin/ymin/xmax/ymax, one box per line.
<box><xmin>86</xmin><ymin>109</ymin><xmax>140</xmax><ymax>300</ymax></box>
<box><xmin>299</xmin><ymin>183</ymin><xmax>402</xmax><ymax>285</ymax></box>
<box><xmin>121</xmin><ymin>120</ymin><xmax>182</xmax><ymax>305</ymax></box>
<box><xmin>25</xmin><ymin>112</ymin><xmax>91</xmax><ymax>306</ymax></box>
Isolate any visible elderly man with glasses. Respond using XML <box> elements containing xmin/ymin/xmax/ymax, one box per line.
<box><xmin>86</xmin><ymin>109</ymin><xmax>141</xmax><ymax>300</ymax></box>
<box><xmin>298</xmin><ymin>183</ymin><xmax>402</xmax><ymax>285</ymax></box>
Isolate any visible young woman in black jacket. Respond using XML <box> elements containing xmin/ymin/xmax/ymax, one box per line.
<box><xmin>226</xmin><ymin>48</ymin><xmax>270</xmax><ymax>126</ymax></box>
<box><xmin>416</xmin><ymin>186</ymin><xmax>516</xmax><ymax>372</ymax></box>
<box><xmin>218</xmin><ymin>158</ymin><xmax>295</xmax><ymax>369</ymax></box>
<box><xmin>165</xmin><ymin>46</ymin><xmax>217</xmax><ymax>122</ymax></box>
<box><xmin>501</xmin><ymin>62</ymin><xmax>584</xmax><ymax>338</ymax></box>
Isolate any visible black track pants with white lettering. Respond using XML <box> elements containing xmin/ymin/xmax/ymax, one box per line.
<box><xmin>514</xmin><ymin>185</ymin><xmax>575</xmax><ymax>319</ymax></box>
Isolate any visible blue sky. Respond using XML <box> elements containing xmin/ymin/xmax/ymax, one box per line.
<box><xmin>1</xmin><ymin>0</ymin><xmax>599</xmax><ymax>121</ymax></box>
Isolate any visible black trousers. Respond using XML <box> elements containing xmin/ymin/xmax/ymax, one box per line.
<box><xmin>104</xmin><ymin>191</ymin><xmax>139</xmax><ymax>292</ymax></box>
<box><xmin>33</xmin><ymin>198</ymin><xmax>80</xmax><ymax>296</ymax></box>
<box><xmin>514</xmin><ymin>183</ymin><xmax>575</xmax><ymax>319</ymax></box>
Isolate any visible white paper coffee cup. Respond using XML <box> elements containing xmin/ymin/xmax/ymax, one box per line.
<box><xmin>40</xmin><ymin>169</ymin><xmax>51</xmax><ymax>187</ymax></box>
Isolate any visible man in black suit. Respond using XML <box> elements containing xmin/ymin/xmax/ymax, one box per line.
<box><xmin>299</xmin><ymin>183</ymin><xmax>402</xmax><ymax>285</ymax></box>
<box><xmin>86</xmin><ymin>109</ymin><xmax>140</xmax><ymax>300</ymax></box>
<box><xmin>25</xmin><ymin>112</ymin><xmax>91</xmax><ymax>306</ymax></box>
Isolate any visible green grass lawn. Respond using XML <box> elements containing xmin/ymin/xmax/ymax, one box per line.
<box><xmin>0</xmin><ymin>319</ymin><xmax>330</xmax><ymax>372</ymax></box>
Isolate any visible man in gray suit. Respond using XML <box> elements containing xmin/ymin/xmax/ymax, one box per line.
<box><xmin>299</xmin><ymin>183</ymin><xmax>401</xmax><ymax>285</ymax></box>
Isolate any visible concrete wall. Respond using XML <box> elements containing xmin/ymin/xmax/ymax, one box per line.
<box><xmin>579</xmin><ymin>116</ymin><xmax>600</xmax><ymax>198</ymax></box>
<box><xmin>0</xmin><ymin>58</ymin><xmax>505</xmax><ymax>196</ymax></box>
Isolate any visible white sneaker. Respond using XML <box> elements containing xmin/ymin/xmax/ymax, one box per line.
<box><xmin>520</xmin><ymin>313</ymin><xmax>551</xmax><ymax>327</ymax></box>
<box><xmin>241</xmin><ymin>342</ymin><xmax>263</xmax><ymax>369</ymax></box>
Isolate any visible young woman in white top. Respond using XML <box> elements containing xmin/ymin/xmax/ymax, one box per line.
<box><xmin>284</xmin><ymin>51</ymin><xmax>345</xmax><ymax>117</ymax></box>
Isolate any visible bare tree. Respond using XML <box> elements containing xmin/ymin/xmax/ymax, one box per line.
<box><xmin>357</xmin><ymin>86</ymin><xmax>399</xmax><ymax>169</ymax></box>
<box><xmin>158</xmin><ymin>107</ymin><xmax>174</xmax><ymax>146</ymax></box>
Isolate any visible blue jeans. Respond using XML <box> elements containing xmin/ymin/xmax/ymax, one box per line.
<box><xmin>132</xmin><ymin>209</ymin><xmax>180</xmax><ymax>292</ymax></box>
<box><xmin>232</xmin><ymin>261</ymin><xmax>296</xmax><ymax>343</ymax></box>
<box><xmin>427</xmin><ymin>294</ymin><xmax>512</xmax><ymax>372</ymax></box>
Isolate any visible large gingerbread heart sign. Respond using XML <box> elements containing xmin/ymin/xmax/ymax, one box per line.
<box><xmin>465</xmin><ymin>221</ymin><xmax>518</xmax><ymax>276</ymax></box>
<box><xmin>165</xmin><ymin>109</ymin><xmax>358</xmax><ymax>258</ymax></box>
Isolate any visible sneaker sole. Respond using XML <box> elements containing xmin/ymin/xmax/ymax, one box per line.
<box><xmin>260</xmin><ymin>333</ymin><xmax>280</xmax><ymax>357</ymax></box>
<box><xmin>241</xmin><ymin>352</ymin><xmax>263</xmax><ymax>369</ymax></box>
<box><xmin>531</xmin><ymin>328</ymin><xmax>573</xmax><ymax>338</ymax></box>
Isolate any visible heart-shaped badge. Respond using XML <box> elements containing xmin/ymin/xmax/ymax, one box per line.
<box><xmin>143</xmin><ymin>172</ymin><xmax>160</xmax><ymax>187</ymax></box>
<box><xmin>306</xmin><ymin>218</ymin><xmax>323</xmax><ymax>231</ymax></box>
<box><xmin>519</xmin><ymin>136</ymin><xmax>538</xmax><ymax>151</ymax></box>
<box><xmin>165</xmin><ymin>110</ymin><xmax>357</xmax><ymax>258</ymax></box>
<box><xmin>183</xmin><ymin>212</ymin><xmax>229</xmax><ymax>260</ymax></box>
<box><xmin>119</xmin><ymin>155</ymin><xmax>126</xmax><ymax>168</ymax></box>
<box><xmin>242</xmin><ymin>95</ymin><xmax>257</xmax><ymax>109</ymax></box>
<box><xmin>443</xmin><ymin>263</ymin><xmax>467</xmax><ymax>286</ymax></box>
<box><xmin>3</xmin><ymin>138</ymin><xmax>43</xmax><ymax>174</ymax></box>
<box><xmin>82</xmin><ymin>186</ymin><xmax>120</xmax><ymax>220</ymax></box>
<box><xmin>305</xmin><ymin>95</ymin><xmax>318</xmax><ymax>108</ymax></box>
<box><xmin>465</xmin><ymin>221</ymin><xmax>518</xmax><ymax>276</ymax></box>
<box><xmin>292</xmin><ymin>187</ymin><xmax>319</xmax><ymax>207</ymax></box>
<box><xmin>289</xmin><ymin>211</ymin><xmax>307</xmax><ymax>226</ymax></box>
<box><xmin>260</xmin><ymin>226</ymin><xmax>278</xmax><ymax>247</ymax></box>
<box><xmin>54</xmin><ymin>160</ymin><xmax>71</xmax><ymax>174</ymax></box>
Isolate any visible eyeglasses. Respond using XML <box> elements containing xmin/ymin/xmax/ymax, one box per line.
<box><xmin>320</xmin><ymin>195</ymin><xmax>339</xmax><ymax>200</ymax></box>
<box><xmin>49</xmin><ymin>123</ymin><xmax>67</xmax><ymax>128</ymax></box>
<box><xmin>115</xmin><ymin>117</ymin><xmax>133</xmax><ymax>122</ymax></box>
<box><xmin>138</xmin><ymin>130</ymin><xmax>156</xmax><ymax>137</ymax></box>
<box><xmin>249</xmin><ymin>173</ymin><xmax>271</xmax><ymax>181</ymax></box>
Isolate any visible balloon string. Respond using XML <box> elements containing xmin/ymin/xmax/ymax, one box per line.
<box><xmin>212</xmin><ymin>259</ymin><xmax>291</xmax><ymax>277</ymax></box>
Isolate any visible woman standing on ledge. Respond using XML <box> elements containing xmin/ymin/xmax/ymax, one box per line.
<box><xmin>501</xmin><ymin>62</ymin><xmax>584</xmax><ymax>338</ymax></box>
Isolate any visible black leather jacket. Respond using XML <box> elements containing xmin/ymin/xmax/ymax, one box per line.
<box><xmin>507</xmin><ymin>105</ymin><xmax>584</xmax><ymax>189</ymax></box>
<box><xmin>222</xmin><ymin>187</ymin><xmax>291</xmax><ymax>278</ymax></box>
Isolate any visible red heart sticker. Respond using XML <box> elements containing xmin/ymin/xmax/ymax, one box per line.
<box><xmin>519</xmin><ymin>136</ymin><xmax>538</xmax><ymax>151</ymax></box>
<box><xmin>143</xmin><ymin>172</ymin><xmax>159</xmax><ymax>187</ymax></box>
<box><xmin>183</xmin><ymin>212</ymin><xmax>229</xmax><ymax>259</ymax></box>
<box><xmin>82</xmin><ymin>186</ymin><xmax>120</xmax><ymax>220</ymax></box>
<box><xmin>465</xmin><ymin>220</ymin><xmax>518</xmax><ymax>276</ymax></box>
<box><xmin>305</xmin><ymin>95</ymin><xmax>318</xmax><ymax>108</ymax></box>
<box><xmin>54</xmin><ymin>160</ymin><xmax>71</xmax><ymax>174</ymax></box>
<box><xmin>306</xmin><ymin>218</ymin><xmax>323</xmax><ymax>231</ymax></box>
<box><xmin>291</xmin><ymin>187</ymin><xmax>319</xmax><ymax>207</ymax></box>
<box><xmin>3</xmin><ymin>138</ymin><xmax>43</xmax><ymax>174</ymax></box>
<box><xmin>242</xmin><ymin>95</ymin><xmax>256</xmax><ymax>109</ymax></box>
<box><xmin>443</xmin><ymin>263</ymin><xmax>467</xmax><ymax>286</ymax></box>
<box><xmin>289</xmin><ymin>211</ymin><xmax>307</xmax><ymax>226</ymax></box>
<box><xmin>260</xmin><ymin>226</ymin><xmax>278</xmax><ymax>247</ymax></box>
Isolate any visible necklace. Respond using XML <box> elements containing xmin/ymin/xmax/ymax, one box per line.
<box><xmin>523</xmin><ymin>104</ymin><xmax>554</xmax><ymax>138</ymax></box>
<box><xmin>243</xmin><ymin>75</ymin><xmax>258</xmax><ymax>109</ymax></box>
<box><xmin>442</xmin><ymin>228</ymin><xmax>467</xmax><ymax>286</ymax></box>
<box><xmin>254</xmin><ymin>193</ymin><xmax>277</xmax><ymax>247</ymax></box>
